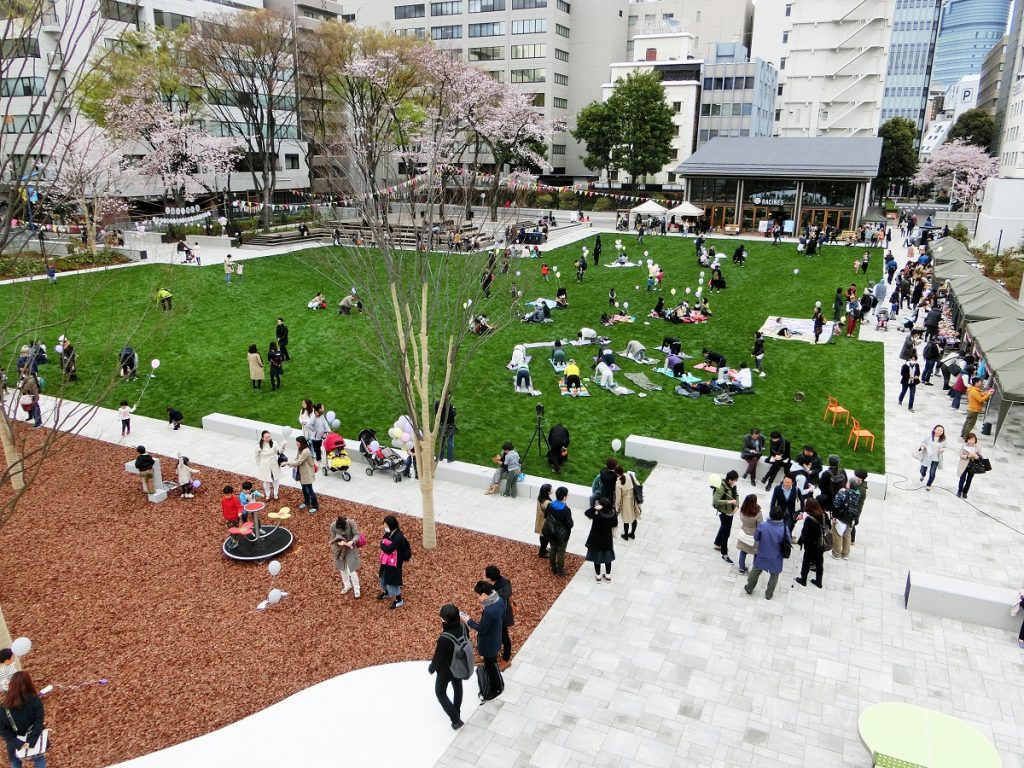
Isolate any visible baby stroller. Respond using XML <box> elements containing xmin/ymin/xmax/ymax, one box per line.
<box><xmin>357</xmin><ymin>428</ymin><xmax>405</xmax><ymax>482</ymax></box>
<box><xmin>321</xmin><ymin>432</ymin><xmax>352</xmax><ymax>481</ymax></box>
<box><xmin>875</xmin><ymin>308</ymin><xmax>889</xmax><ymax>331</ymax></box>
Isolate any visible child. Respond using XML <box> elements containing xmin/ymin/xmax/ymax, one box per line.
<box><xmin>541</xmin><ymin>263</ymin><xmax>549</xmax><ymax>281</ymax></box>
<box><xmin>646</xmin><ymin>275</ymin><xmax>656</xmax><ymax>292</ymax></box>
<box><xmin>656</xmin><ymin>268</ymin><xmax>664</xmax><ymax>286</ymax></box>
<box><xmin>166</xmin><ymin>406</ymin><xmax>183</xmax><ymax>430</ymax></box>
<box><xmin>238</xmin><ymin>480</ymin><xmax>262</xmax><ymax>507</ymax></box>
<box><xmin>608</xmin><ymin>287</ymin><xmax>617</xmax><ymax>307</ymax></box>
<box><xmin>46</xmin><ymin>264</ymin><xmax>56</xmax><ymax>284</ymax></box>
<box><xmin>235</xmin><ymin>261</ymin><xmax>243</xmax><ymax>283</ymax></box>
<box><xmin>177</xmin><ymin>456</ymin><xmax>198</xmax><ymax>499</ymax></box>
<box><xmin>118</xmin><ymin>400</ymin><xmax>135</xmax><ymax>436</ymax></box>
<box><xmin>221</xmin><ymin>486</ymin><xmax>243</xmax><ymax>526</ymax></box>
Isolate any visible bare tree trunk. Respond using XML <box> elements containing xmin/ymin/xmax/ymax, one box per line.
<box><xmin>0</xmin><ymin>411</ymin><xmax>25</xmax><ymax>492</ymax></box>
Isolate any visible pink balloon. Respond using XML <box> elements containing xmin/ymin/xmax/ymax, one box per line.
<box><xmin>191</xmin><ymin>480</ymin><xmax>201</xmax><ymax>488</ymax></box>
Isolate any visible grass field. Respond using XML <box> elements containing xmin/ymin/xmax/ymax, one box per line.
<box><xmin>2</xmin><ymin>234</ymin><xmax>887</xmax><ymax>483</ymax></box>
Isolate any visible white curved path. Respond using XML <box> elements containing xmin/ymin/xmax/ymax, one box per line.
<box><xmin>109</xmin><ymin>661</ymin><xmax>460</xmax><ymax>768</ymax></box>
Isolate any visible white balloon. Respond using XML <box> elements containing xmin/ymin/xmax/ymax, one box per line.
<box><xmin>331</xmin><ymin>419</ymin><xmax>341</xmax><ymax>429</ymax></box>
<box><xmin>268</xmin><ymin>560</ymin><xmax>282</xmax><ymax>577</ymax></box>
<box><xmin>391</xmin><ymin>438</ymin><xmax>404</xmax><ymax>449</ymax></box>
<box><xmin>623</xmin><ymin>302</ymin><xmax>629</xmax><ymax>309</ymax></box>
<box><xmin>686</xmin><ymin>287</ymin><xmax>691</xmax><ymax>294</ymax></box>
<box><xmin>700</xmin><ymin>271</ymin><xmax>706</xmax><ymax>278</ymax></box>
<box><xmin>515</xmin><ymin>271</ymin><xmax>521</xmax><ymax>277</ymax></box>
<box><xmin>670</xmin><ymin>288</ymin><xmax>677</xmax><ymax>295</ymax></box>
<box><xmin>555</xmin><ymin>272</ymin><xmax>561</xmax><ymax>279</ymax></box>
<box><xmin>325</xmin><ymin>411</ymin><xmax>336</xmax><ymax>423</ymax></box>
<box><xmin>644</xmin><ymin>251</ymin><xmax>649</xmax><ymax>258</ymax></box>
<box><xmin>793</xmin><ymin>268</ymin><xmax>800</xmax><ymax>275</ymax></box>
<box><xmin>150</xmin><ymin>359</ymin><xmax>160</xmax><ymax>370</ymax></box>
<box><xmin>698</xmin><ymin>278</ymin><xmax>704</xmax><ymax>285</ymax></box>
<box><xmin>635</xmin><ymin>285</ymin><xmax>640</xmax><ymax>290</ymax></box>
<box><xmin>268</xmin><ymin>588</ymin><xmax>283</xmax><ymax>605</ymax></box>
<box><xmin>405</xmin><ymin>441</ymin><xmax>415</xmax><ymax>450</ymax></box>
<box><xmin>611</xmin><ymin>438</ymin><xmax>622</xmax><ymax>451</ymax></box>
<box><xmin>463</xmin><ymin>302</ymin><xmax>468</xmax><ymax>310</ymax></box>
<box><xmin>467</xmin><ymin>299</ymin><xmax>473</xmax><ymax>307</ymax></box>
<box><xmin>11</xmin><ymin>637</ymin><xmax>31</xmax><ymax>657</ymax></box>
<box><xmin>696</xmin><ymin>288</ymin><xmax>703</xmax><ymax>297</ymax></box>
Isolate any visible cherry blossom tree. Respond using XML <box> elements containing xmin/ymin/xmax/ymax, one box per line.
<box><xmin>914</xmin><ymin>139</ymin><xmax>999</xmax><ymax>210</ymax></box>
<box><xmin>44</xmin><ymin>121</ymin><xmax>130</xmax><ymax>256</ymax></box>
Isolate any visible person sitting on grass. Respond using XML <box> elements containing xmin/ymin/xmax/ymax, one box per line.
<box><xmin>772</xmin><ymin>317</ymin><xmax>802</xmax><ymax>337</ymax></box>
<box><xmin>665</xmin><ymin>351</ymin><xmax>686</xmax><ymax>378</ymax></box>
<box><xmin>307</xmin><ymin>292</ymin><xmax>327</xmax><ymax>310</ymax></box>
<box><xmin>696</xmin><ymin>297</ymin><xmax>712</xmax><ymax>317</ymax></box>
<box><xmin>515</xmin><ymin>361</ymin><xmax>535</xmax><ymax>394</ymax></box>
<box><xmin>555</xmin><ymin>286</ymin><xmax>568</xmax><ymax>307</ymax></box>
<box><xmin>338</xmin><ymin>293</ymin><xmax>362</xmax><ymax>315</ymax></box>
<box><xmin>470</xmin><ymin>315</ymin><xmax>493</xmax><ymax>335</ymax></box>
<box><xmin>578</xmin><ymin>327</ymin><xmax>597</xmax><ymax>343</ymax></box>
<box><xmin>524</xmin><ymin>301</ymin><xmax>549</xmax><ymax>323</ymax></box>
<box><xmin>564</xmin><ymin>359</ymin><xmax>583</xmax><ymax>395</ymax></box>
<box><xmin>551</xmin><ymin>340</ymin><xmax>567</xmax><ymax>366</ymax></box>
<box><xmin>652</xmin><ymin>297</ymin><xmax>665</xmax><ymax>316</ymax></box>
<box><xmin>720</xmin><ymin>361</ymin><xmax>754</xmax><ymax>392</ymax></box>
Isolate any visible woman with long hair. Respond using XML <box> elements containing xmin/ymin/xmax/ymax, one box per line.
<box><xmin>735</xmin><ymin>494</ymin><xmax>762</xmax><ymax>575</ymax></box>
<box><xmin>247</xmin><ymin>344</ymin><xmax>264</xmax><ymax>389</ymax></box>
<box><xmin>535</xmin><ymin>483</ymin><xmax>553</xmax><ymax>558</ymax></box>
<box><xmin>795</xmin><ymin>498</ymin><xmax>828</xmax><ymax>588</ymax></box>
<box><xmin>255</xmin><ymin>430</ymin><xmax>282</xmax><ymax>500</ymax></box>
<box><xmin>286</xmin><ymin>436</ymin><xmax>318</xmax><ymax>514</ymax></box>
<box><xmin>0</xmin><ymin>672</ymin><xmax>47</xmax><ymax>768</ymax></box>
<box><xmin>918</xmin><ymin>424</ymin><xmax>946</xmax><ymax>490</ymax></box>
<box><xmin>298</xmin><ymin>398</ymin><xmax>315</xmax><ymax>429</ymax></box>
<box><xmin>379</xmin><ymin>515</ymin><xmax>410</xmax><ymax>609</ymax></box>
<box><xmin>614</xmin><ymin>465</ymin><xmax>641</xmax><ymax>541</ymax></box>
<box><xmin>956</xmin><ymin>432</ymin><xmax>983</xmax><ymax>500</ymax></box>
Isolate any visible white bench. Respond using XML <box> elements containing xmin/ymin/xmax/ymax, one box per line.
<box><xmin>434</xmin><ymin>460</ymin><xmax>592</xmax><ymax>509</ymax></box>
<box><xmin>202</xmin><ymin>413</ymin><xmax>291</xmax><ymax>442</ymax></box>
<box><xmin>123</xmin><ymin>458</ymin><xmax>170</xmax><ymax>503</ymax></box>
<box><xmin>905</xmin><ymin>571</ymin><xmax>1021</xmax><ymax>632</ymax></box>
<box><xmin>624</xmin><ymin>434</ymin><xmax>889</xmax><ymax>498</ymax></box>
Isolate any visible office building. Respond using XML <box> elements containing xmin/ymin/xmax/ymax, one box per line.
<box><xmin>880</xmin><ymin>0</ymin><xmax>942</xmax><ymax>139</ymax></box>
<box><xmin>751</xmin><ymin>0</ymin><xmax>895</xmax><ymax>138</ymax></box>
<box><xmin>930</xmin><ymin>0</ymin><xmax>1011</xmax><ymax>91</ymax></box>
<box><xmin>697</xmin><ymin>42</ymin><xmax>776</xmax><ymax>147</ymax></box>
<box><xmin>625</xmin><ymin>0</ymin><xmax>753</xmax><ymax>62</ymax></box>
<box><xmin>978</xmin><ymin>35</ymin><xmax>1007</xmax><ymax>117</ymax></box>
<box><xmin>918</xmin><ymin>74</ymin><xmax>979</xmax><ymax>159</ymax></box>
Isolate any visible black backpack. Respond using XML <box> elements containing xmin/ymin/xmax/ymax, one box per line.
<box><xmin>398</xmin><ymin>535</ymin><xmax>412</xmax><ymax>562</ymax></box>
<box><xmin>443</xmin><ymin>627</ymin><xmax>474</xmax><ymax>681</ymax></box>
<box><xmin>630</xmin><ymin>472</ymin><xmax>644</xmax><ymax>505</ymax></box>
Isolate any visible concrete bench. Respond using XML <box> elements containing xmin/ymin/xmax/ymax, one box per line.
<box><xmin>723</xmin><ymin>225</ymin><xmax>741</xmax><ymax>236</ymax></box>
<box><xmin>904</xmin><ymin>571</ymin><xmax>1021</xmax><ymax>632</ymax></box>
<box><xmin>202</xmin><ymin>413</ymin><xmax>292</xmax><ymax>443</ymax></box>
<box><xmin>624</xmin><ymin>434</ymin><xmax>889</xmax><ymax>498</ymax></box>
<box><xmin>123</xmin><ymin>458</ymin><xmax>170</xmax><ymax>503</ymax></box>
<box><xmin>434</xmin><ymin>460</ymin><xmax>591</xmax><ymax>509</ymax></box>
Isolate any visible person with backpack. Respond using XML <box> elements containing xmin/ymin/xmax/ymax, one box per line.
<box><xmin>817</xmin><ymin>454</ymin><xmax>847</xmax><ymax>512</ymax></box>
<box><xmin>543</xmin><ymin>487</ymin><xmax>573</xmax><ymax>576</ymax></box>
<box><xmin>461</xmin><ymin>581</ymin><xmax>505</xmax><ymax>702</ymax></box>
<box><xmin>614</xmin><ymin>465</ymin><xmax>642</xmax><ymax>540</ymax></box>
<box><xmin>743</xmin><ymin>506</ymin><xmax>788</xmax><ymax>600</ymax></box>
<box><xmin>378</xmin><ymin>515</ymin><xmax>411</xmax><ymax>609</ymax></box>
<box><xmin>428</xmin><ymin>604</ymin><xmax>471</xmax><ymax>730</ymax></box>
<box><xmin>485</xmin><ymin>566</ymin><xmax>515</xmax><ymax>670</ymax></box>
<box><xmin>795</xmin><ymin>500</ymin><xmax>828</xmax><ymax>589</ymax></box>
<box><xmin>830</xmin><ymin>478</ymin><xmax>859</xmax><ymax>559</ymax></box>
<box><xmin>921</xmin><ymin>337</ymin><xmax>941</xmax><ymax>385</ymax></box>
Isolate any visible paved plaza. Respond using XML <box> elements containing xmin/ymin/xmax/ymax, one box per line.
<box><xmin>8</xmin><ymin>228</ymin><xmax>1022</xmax><ymax>767</ymax></box>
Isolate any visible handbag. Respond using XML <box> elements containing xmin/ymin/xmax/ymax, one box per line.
<box><xmin>356</xmin><ymin>533</ymin><xmax>367</xmax><ymax>548</ymax></box>
<box><xmin>969</xmin><ymin>457</ymin><xmax>992</xmax><ymax>474</ymax></box>
<box><xmin>379</xmin><ymin>538</ymin><xmax>398</xmax><ymax>567</ymax></box>
<box><xmin>912</xmin><ymin>445</ymin><xmax>925</xmax><ymax>462</ymax></box>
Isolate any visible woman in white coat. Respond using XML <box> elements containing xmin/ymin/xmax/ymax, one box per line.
<box><xmin>614</xmin><ymin>466</ymin><xmax>642</xmax><ymax>540</ymax></box>
<box><xmin>255</xmin><ymin>430</ymin><xmax>282</xmax><ymax>500</ymax></box>
<box><xmin>330</xmin><ymin>516</ymin><xmax>362</xmax><ymax>598</ymax></box>
<box><xmin>918</xmin><ymin>424</ymin><xmax>946</xmax><ymax>490</ymax></box>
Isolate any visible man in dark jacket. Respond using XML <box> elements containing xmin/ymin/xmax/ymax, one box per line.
<box><xmin>428</xmin><ymin>604</ymin><xmax>468</xmax><ymax>730</ymax></box>
<box><xmin>275</xmin><ymin>317</ymin><xmax>290</xmax><ymax>361</ymax></box>
<box><xmin>923</xmin><ymin>305</ymin><xmax>941</xmax><ymax>340</ymax></box>
<box><xmin>770</xmin><ymin>475</ymin><xmax>800</xmax><ymax>532</ymax></box>
<box><xmin>817</xmin><ymin>454</ymin><xmax>848</xmax><ymax>512</ymax></box>
<box><xmin>485</xmin><ymin>565</ymin><xmax>514</xmax><ymax>669</ymax></box>
<box><xmin>921</xmin><ymin>338</ymin><xmax>941</xmax><ymax>385</ymax></box>
<box><xmin>135</xmin><ymin>446</ymin><xmax>156</xmax><ymax>494</ymax></box>
<box><xmin>792</xmin><ymin>445</ymin><xmax>822</xmax><ymax>491</ymax></box>
<box><xmin>463</xmin><ymin>581</ymin><xmax>505</xmax><ymax>701</ymax></box>
<box><xmin>546</xmin><ymin>423</ymin><xmax>570</xmax><ymax>474</ymax></box>
<box><xmin>762</xmin><ymin>431</ymin><xmax>791</xmax><ymax>489</ymax></box>
<box><xmin>545</xmin><ymin>487</ymin><xmax>573</xmax><ymax>576</ymax></box>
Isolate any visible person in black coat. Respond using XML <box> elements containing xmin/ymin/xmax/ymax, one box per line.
<box><xmin>791</xmin><ymin>445</ymin><xmax>822</xmax><ymax>495</ymax></box>
<box><xmin>275</xmin><ymin>317</ymin><xmax>290</xmax><ymax>361</ymax></box>
<box><xmin>546</xmin><ymin>424</ymin><xmax>570</xmax><ymax>474</ymax></box>
<box><xmin>485</xmin><ymin>565</ymin><xmax>515</xmax><ymax>668</ymax></box>
<box><xmin>899</xmin><ymin>353</ymin><xmax>921</xmax><ymax>411</ymax></box>
<box><xmin>463</xmin><ymin>581</ymin><xmax>505</xmax><ymax>701</ymax></box>
<box><xmin>0</xmin><ymin>672</ymin><xmax>46</xmax><ymax>767</ymax></box>
<box><xmin>817</xmin><ymin>455</ymin><xmax>848</xmax><ymax>512</ymax></box>
<box><xmin>544</xmin><ymin>487</ymin><xmax>574</xmax><ymax>575</ymax></box>
<box><xmin>597</xmin><ymin>458</ymin><xmax>619</xmax><ymax>510</ymax></box>
<box><xmin>762</xmin><ymin>431</ymin><xmax>791</xmax><ymax>489</ymax></box>
<box><xmin>795</xmin><ymin>498</ymin><xmax>828</xmax><ymax>587</ymax></box>
<box><xmin>378</xmin><ymin>515</ymin><xmax>410</xmax><ymax>609</ymax></box>
<box><xmin>166</xmin><ymin>406</ymin><xmax>183</xmax><ymax>430</ymax></box>
<box><xmin>584</xmin><ymin>497</ymin><xmax>618</xmax><ymax>581</ymax></box>
<box><xmin>428</xmin><ymin>604</ymin><xmax>468</xmax><ymax>730</ymax></box>
<box><xmin>702</xmin><ymin>348</ymin><xmax>727</xmax><ymax>369</ymax></box>
<box><xmin>769</xmin><ymin>475</ymin><xmax>800</xmax><ymax>533</ymax></box>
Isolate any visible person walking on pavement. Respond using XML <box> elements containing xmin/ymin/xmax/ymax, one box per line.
<box><xmin>462</xmin><ymin>581</ymin><xmax>504</xmax><ymax>702</ymax></box>
<box><xmin>485</xmin><ymin>565</ymin><xmax>515</xmax><ymax>670</ymax></box>
<box><xmin>713</xmin><ymin>471</ymin><xmax>740</xmax><ymax>564</ymax></box>
<box><xmin>899</xmin><ymin>353</ymin><xmax>921</xmax><ymax>411</ymax></box>
<box><xmin>543</xmin><ymin>486</ymin><xmax>573</xmax><ymax>576</ymax></box>
<box><xmin>428</xmin><ymin>604</ymin><xmax>468</xmax><ymax>731</ymax></box>
<box><xmin>961</xmin><ymin>377</ymin><xmax>993</xmax><ymax>439</ymax></box>
<box><xmin>795</xmin><ymin>498</ymin><xmax>828</xmax><ymax>588</ymax></box>
<box><xmin>743</xmin><ymin>506</ymin><xmax>788</xmax><ymax>599</ymax></box>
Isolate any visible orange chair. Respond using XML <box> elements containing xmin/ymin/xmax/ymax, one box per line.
<box><xmin>823</xmin><ymin>395</ymin><xmax>850</xmax><ymax>426</ymax></box>
<box><xmin>847</xmin><ymin>417</ymin><xmax>875</xmax><ymax>452</ymax></box>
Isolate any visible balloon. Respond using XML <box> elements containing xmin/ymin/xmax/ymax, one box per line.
<box><xmin>191</xmin><ymin>479</ymin><xmax>201</xmax><ymax>488</ymax></box>
<box><xmin>391</xmin><ymin>439</ymin><xmax>404</xmax><ymax>449</ymax></box>
<box><xmin>696</xmin><ymin>288</ymin><xmax>703</xmax><ymax>297</ymax></box>
<box><xmin>268</xmin><ymin>560</ymin><xmax>282</xmax><ymax>577</ymax></box>
<box><xmin>686</xmin><ymin>287</ymin><xmax>691</xmax><ymax>294</ymax></box>
<box><xmin>325</xmin><ymin>411</ymin><xmax>336</xmax><ymax>423</ymax></box>
<box><xmin>815</xmin><ymin>300</ymin><xmax>822</xmax><ymax>308</ymax></box>
<box><xmin>635</xmin><ymin>285</ymin><xmax>640</xmax><ymax>290</ymax></box>
<box><xmin>369</xmin><ymin>439</ymin><xmax>380</xmax><ymax>452</ymax></box>
<box><xmin>517</xmin><ymin>290</ymin><xmax>523</xmax><ymax>297</ymax></box>
<box><xmin>467</xmin><ymin>299</ymin><xmax>473</xmax><ymax>307</ymax></box>
<box><xmin>646</xmin><ymin>258</ymin><xmax>653</xmax><ymax>265</ymax></box>
<box><xmin>11</xmin><ymin>637</ymin><xmax>31</xmax><ymax>657</ymax></box>
<box><xmin>700</xmin><ymin>271</ymin><xmax>705</xmax><ymax>278</ymax></box>
<box><xmin>611</xmin><ymin>438</ymin><xmax>622</xmax><ymax>452</ymax></box>
<box><xmin>614</xmin><ymin>301</ymin><xmax>619</xmax><ymax>308</ymax></box>
<box><xmin>555</xmin><ymin>272</ymin><xmax>561</xmax><ymax>279</ymax></box>
<box><xmin>388</xmin><ymin>427</ymin><xmax>401</xmax><ymax>439</ymax></box>
<box><xmin>282</xmin><ymin>426</ymin><xmax>293</xmax><ymax>439</ymax></box>
<box><xmin>401</xmin><ymin>432</ymin><xmax>411</xmax><ymax>443</ymax></box>
<box><xmin>698</xmin><ymin>278</ymin><xmax>704</xmax><ymax>285</ymax></box>
<box><xmin>515</xmin><ymin>271</ymin><xmax>521</xmax><ymax>277</ymax></box>
<box><xmin>671</xmin><ymin>288</ymin><xmax>677</xmax><ymax>296</ymax></box>
<box><xmin>405</xmin><ymin>441</ymin><xmax>415</xmax><ymax>450</ymax></box>
<box><xmin>331</xmin><ymin>419</ymin><xmax>341</xmax><ymax>429</ymax></box>
<box><xmin>268</xmin><ymin>588</ymin><xmax>283</xmax><ymax>605</ymax></box>
<box><xmin>793</xmin><ymin>268</ymin><xmax>800</xmax><ymax>275</ymax></box>
<box><xmin>644</xmin><ymin>251</ymin><xmax>649</xmax><ymax>258</ymax></box>
<box><xmin>623</xmin><ymin>302</ymin><xmax>629</xmax><ymax>309</ymax></box>
<box><xmin>150</xmin><ymin>359</ymin><xmax>160</xmax><ymax>370</ymax></box>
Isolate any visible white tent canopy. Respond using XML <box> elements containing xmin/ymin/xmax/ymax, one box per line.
<box><xmin>667</xmin><ymin>201</ymin><xmax>704</xmax><ymax>217</ymax></box>
<box><xmin>630</xmin><ymin>199</ymin><xmax>668</xmax><ymax>215</ymax></box>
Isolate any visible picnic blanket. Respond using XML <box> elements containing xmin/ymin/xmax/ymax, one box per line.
<box><xmin>549</xmin><ymin>359</ymin><xmax>567</xmax><ymax>373</ymax></box>
<box><xmin>623</xmin><ymin>372</ymin><xmax>663</xmax><ymax>391</ymax></box>
<box><xmin>599</xmin><ymin>384</ymin><xmax>635</xmax><ymax>396</ymax></box>
<box><xmin>692</xmin><ymin>362</ymin><xmax>719</xmax><ymax>372</ymax></box>
<box><xmin>526</xmin><ymin>298</ymin><xmax>558</xmax><ymax>309</ymax></box>
<box><xmin>592</xmin><ymin>357</ymin><xmax>622</xmax><ymax>371</ymax></box>
<box><xmin>757</xmin><ymin>316</ymin><xmax>835</xmax><ymax>343</ymax></box>
<box><xmin>618</xmin><ymin>351</ymin><xmax>659</xmax><ymax>365</ymax></box>
<box><xmin>653</xmin><ymin>368</ymin><xmax>701</xmax><ymax>384</ymax></box>
<box><xmin>558</xmin><ymin>378</ymin><xmax>590</xmax><ymax>397</ymax></box>
<box><xmin>604</xmin><ymin>261</ymin><xmax>638</xmax><ymax>268</ymax></box>
<box><xmin>511</xmin><ymin>380</ymin><xmax>542</xmax><ymax>396</ymax></box>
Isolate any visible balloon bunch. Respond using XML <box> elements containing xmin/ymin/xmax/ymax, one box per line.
<box><xmin>387</xmin><ymin>415</ymin><xmax>416</xmax><ymax>451</ymax></box>
<box><xmin>257</xmin><ymin>559</ymin><xmax>289</xmax><ymax>611</ymax></box>
<box><xmin>325</xmin><ymin>409</ymin><xmax>341</xmax><ymax>430</ymax></box>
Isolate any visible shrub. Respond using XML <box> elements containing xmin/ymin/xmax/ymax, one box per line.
<box><xmin>593</xmin><ymin>197</ymin><xmax>615</xmax><ymax>212</ymax></box>
<box><xmin>949</xmin><ymin>223</ymin><xmax>970</xmax><ymax>245</ymax></box>
<box><xmin>558</xmin><ymin>190</ymin><xmax>578</xmax><ymax>210</ymax></box>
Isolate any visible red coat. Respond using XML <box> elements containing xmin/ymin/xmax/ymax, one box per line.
<box><xmin>221</xmin><ymin>496</ymin><xmax>243</xmax><ymax>523</ymax></box>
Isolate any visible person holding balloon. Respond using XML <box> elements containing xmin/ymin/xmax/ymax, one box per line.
<box><xmin>0</xmin><ymin>671</ymin><xmax>47</xmax><ymax>768</ymax></box>
<box><xmin>176</xmin><ymin>455</ymin><xmax>199</xmax><ymax>499</ymax></box>
<box><xmin>255</xmin><ymin>430</ymin><xmax>283</xmax><ymax>500</ymax></box>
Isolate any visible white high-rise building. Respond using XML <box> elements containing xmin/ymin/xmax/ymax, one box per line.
<box><xmin>624</xmin><ymin>0</ymin><xmax>753</xmax><ymax>61</ymax></box>
<box><xmin>752</xmin><ymin>0</ymin><xmax>895</xmax><ymax>137</ymax></box>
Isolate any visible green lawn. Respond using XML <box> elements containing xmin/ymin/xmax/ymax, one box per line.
<box><xmin>2</xmin><ymin>235</ymin><xmax>886</xmax><ymax>483</ymax></box>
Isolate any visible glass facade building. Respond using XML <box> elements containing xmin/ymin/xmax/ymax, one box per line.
<box><xmin>880</xmin><ymin>0</ymin><xmax>942</xmax><ymax>133</ymax></box>
<box><xmin>930</xmin><ymin>0</ymin><xmax>1011</xmax><ymax>90</ymax></box>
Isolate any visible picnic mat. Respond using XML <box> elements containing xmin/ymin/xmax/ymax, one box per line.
<box><xmin>558</xmin><ymin>378</ymin><xmax>590</xmax><ymax>397</ymax></box>
<box><xmin>526</xmin><ymin>298</ymin><xmax>558</xmax><ymax>309</ymax></box>
<box><xmin>623</xmin><ymin>372</ymin><xmax>663</xmax><ymax>391</ymax></box>
<box><xmin>618</xmin><ymin>351</ymin><xmax>659</xmax><ymax>365</ymax></box>
<box><xmin>592</xmin><ymin>358</ymin><xmax>622</xmax><ymax>371</ymax></box>
<box><xmin>511</xmin><ymin>380</ymin><xmax>542</xmax><ymax>396</ymax></box>
<box><xmin>600</xmin><ymin>384</ymin><xmax>635</xmax><ymax>396</ymax></box>
<box><xmin>757</xmin><ymin>316</ymin><xmax>835</xmax><ymax>343</ymax></box>
<box><xmin>604</xmin><ymin>261</ymin><xmax>638</xmax><ymax>268</ymax></box>
<box><xmin>653</xmin><ymin>368</ymin><xmax>701</xmax><ymax>384</ymax></box>
<box><xmin>549</xmin><ymin>359</ymin><xmax>567</xmax><ymax>373</ymax></box>
<box><xmin>692</xmin><ymin>362</ymin><xmax>719</xmax><ymax>372</ymax></box>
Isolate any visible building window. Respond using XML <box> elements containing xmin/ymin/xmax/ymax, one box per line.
<box><xmin>779</xmin><ymin>57</ymin><xmax>786</xmax><ymax>70</ymax></box>
<box><xmin>784</xmin><ymin>3</ymin><xmax>791</xmax><ymax>16</ymax></box>
<box><xmin>511</xmin><ymin>0</ymin><xmax>546</xmax><ymax>8</ymax></box>
<box><xmin>667</xmin><ymin>172</ymin><xmax>676</xmax><ymax>182</ymax></box>
<box><xmin>553</xmin><ymin>72</ymin><xmax>568</xmax><ymax>85</ymax></box>
<box><xmin>744</xmin><ymin>76</ymin><xmax>754</xmax><ymax>89</ymax></box>
<box><xmin>469</xmin><ymin>21</ymin><xmax>504</xmax><ymax>36</ymax></box>
<box><xmin>511</xmin><ymin>44</ymin><xmax>545</xmax><ymax>58</ymax></box>
<box><xmin>782</xmin><ymin>30</ymin><xmax>788</xmax><ymax>44</ymax></box>
<box><xmin>468</xmin><ymin>0</ymin><xmax>504</xmax><ymax>9</ymax></box>
<box><xmin>531</xmin><ymin>92</ymin><xmax>545</xmax><ymax>106</ymax></box>
<box><xmin>101</xmin><ymin>0</ymin><xmax>139</xmax><ymax>25</ymax></box>
<box><xmin>285</xmin><ymin>154</ymin><xmax>299</xmax><ymax>170</ymax></box>
<box><xmin>0</xmin><ymin>38</ymin><xmax>40</xmax><ymax>58</ymax></box>
<box><xmin>512</xmin><ymin>19</ymin><xmax>546</xmax><ymax>34</ymax></box>
<box><xmin>627</xmin><ymin>14</ymin><xmax>637</xmax><ymax>27</ymax></box>
<box><xmin>673</xmin><ymin>101</ymin><xmax>681</xmax><ymax>112</ymax></box>
<box><xmin>511</xmin><ymin>68</ymin><xmax>545</xmax><ymax>83</ymax></box>
<box><xmin>431</xmin><ymin>24</ymin><xmax>462</xmax><ymax>38</ymax></box>
<box><xmin>1</xmin><ymin>77</ymin><xmax>45</xmax><ymax>97</ymax></box>
<box><xmin>395</xmin><ymin>4</ymin><xmax>426</xmax><ymax>18</ymax></box>
<box><xmin>396</xmin><ymin>27</ymin><xmax>426</xmax><ymax>37</ymax></box>
<box><xmin>553</xmin><ymin>96</ymin><xmax>567</xmax><ymax>108</ymax></box>
<box><xmin>485</xmin><ymin>70</ymin><xmax>505</xmax><ymax>81</ymax></box>
<box><xmin>723</xmin><ymin>77</ymin><xmax>733</xmax><ymax>89</ymax></box>
<box><xmin>430</xmin><ymin>1</ymin><xmax>461</xmax><ymax>14</ymax></box>
<box><xmin>555</xmin><ymin>23</ymin><xmax>569</xmax><ymax>37</ymax></box>
<box><xmin>153</xmin><ymin>10</ymin><xmax>193</xmax><ymax>29</ymax></box>
<box><xmin>555</xmin><ymin>48</ymin><xmax>569</xmax><ymax>62</ymax></box>
<box><xmin>703</xmin><ymin>77</ymin><xmax>712</xmax><ymax>90</ymax></box>
<box><xmin>469</xmin><ymin>46</ymin><xmax>504</xmax><ymax>61</ymax></box>
<box><xmin>777</xmin><ymin>84</ymin><xmax>784</xmax><ymax>96</ymax></box>
<box><xmin>1</xmin><ymin>115</ymin><xmax>40</xmax><ymax>133</ymax></box>
<box><xmin>557</xmin><ymin>0</ymin><xmax>570</xmax><ymax>11</ymax></box>
<box><xmin>774</xmin><ymin>108</ymin><xmax>782</xmax><ymax>121</ymax></box>
<box><xmin>551</xmin><ymin>143</ymin><xmax>566</xmax><ymax>155</ymax></box>
<box><xmin>672</xmin><ymin>124</ymin><xmax>680</xmax><ymax>136</ymax></box>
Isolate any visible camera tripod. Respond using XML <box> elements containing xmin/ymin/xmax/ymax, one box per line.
<box><xmin>524</xmin><ymin>412</ymin><xmax>549</xmax><ymax>461</ymax></box>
